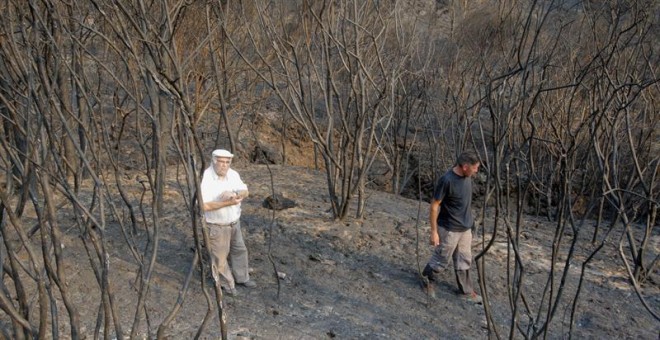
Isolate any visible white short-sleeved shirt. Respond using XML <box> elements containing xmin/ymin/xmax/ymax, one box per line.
<box><xmin>200</xmin><ymin>166</ymin><xmax>248</xmax><ymax>224</ymax></box>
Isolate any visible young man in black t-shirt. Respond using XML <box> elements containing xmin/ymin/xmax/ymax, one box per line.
<box><xmin>422</xmin><ymin>151</ymin><xmax>482</xmax><ymax>303</ymax></box>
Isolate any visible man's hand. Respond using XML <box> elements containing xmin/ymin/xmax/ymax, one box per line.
<box><xmin>220</xmin><ymin>191</ymin><xmax>243</xmax><ymax>205</ymax></box>
<box><xmin>430</xmin><ymin>230</ymin><xmax>440</xmax><ymax>246</ymax></box>
<box><xmin>227</xmin><ymin>195</ymin><xmax>243</xmax><ymax>205</ymax></box>
<box><xmin>219</xmin><ymin>191</ymin><xmax>236</xmax><ymax>201</ymax></box>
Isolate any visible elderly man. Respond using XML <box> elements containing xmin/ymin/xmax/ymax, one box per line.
<box><xmin>200</xmin><ymin>149</ymin><xmax>256</xmax><ymax>296</ymax></box>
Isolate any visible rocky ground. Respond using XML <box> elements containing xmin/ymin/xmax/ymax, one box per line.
<box><xmin>8</xmin><ymin>164</ymin><xmax>659</xmax><ymax>339</ymax></box>
<box><xmin>93</xmin><ymin>164</ymin><xmax>660</xmax><ymax>338</ymax></box>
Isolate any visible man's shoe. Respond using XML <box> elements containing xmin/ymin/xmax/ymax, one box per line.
<box><xmin>422</xmin><ymin>264</ymin><xmax>438</xmax><ymax>283</ymax></box>
<box><xmin>237</xmin><ymin>280</ymin><xmax>257</xmax><ymax>288</ymax></box>
<box><xmin>222</xmin><ymin>286</ymin><xmax>238</xmax><ymax>296</ymax></box>
<box><xmin>462</xmin><ymin>291</ymin><xmax>483</xmax><ymax>304</ymax></box>
<box><xmin>421</xmin><ymin>264</ymin><xmax>437</xmax><ymax>298</ymax></box>
<box><xmin>422</xmin><ymin>280</ymin><xmax>437</xmax><ymax>299</ymax></box>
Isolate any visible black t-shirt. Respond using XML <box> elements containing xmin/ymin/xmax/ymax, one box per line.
<box><xmin>433</xmin><ymin>169</ymin><xmax>474</xmax><ymax>232</ymax></box>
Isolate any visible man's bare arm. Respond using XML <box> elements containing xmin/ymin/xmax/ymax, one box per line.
<box><xmin>203</xmin><ymin>191</ymin><xmax>246</xmax><ymax>212</ymax></box>
<box><xmin>429</xmin><ymin>199</ymin><xmax>442</xmax><ymax>246</ymax></box>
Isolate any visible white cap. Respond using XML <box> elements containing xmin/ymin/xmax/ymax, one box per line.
<box><xmin>212</xmin><ymin>149</ymin><xmax>234</xmax><ymax>158</ymax></box>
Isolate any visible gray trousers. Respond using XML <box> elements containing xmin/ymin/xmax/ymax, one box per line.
<box><xmin>427</xmin><ymin>227</ymin><xmax>475</xmax><ymax>294</ymax></box>
<box><xmin>208</xmin><ymin>220</ymin><xmax>250</xmax><ymax>289</ymax></box>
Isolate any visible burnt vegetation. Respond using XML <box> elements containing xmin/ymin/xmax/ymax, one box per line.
<box><xmin>0</xmin><ymin>0</ymin><xmax>657</xmax><ymax>339</ymax></box>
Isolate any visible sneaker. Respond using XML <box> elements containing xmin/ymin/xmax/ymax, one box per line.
<box><xmin>462</xmin><ymin>291</ymin><xmax>483</xmax><ymax>304</ymax></box>
<box><xmin>222</xmin><ymin>286</ymin><xmax>238</xmax><ymax>296</ymax></box>
<box><xmin>237</xmin><ymin>280</ymin><xmax>257</xmax><ymax>288</ymax></box>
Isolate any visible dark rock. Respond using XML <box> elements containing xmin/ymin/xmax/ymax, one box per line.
<box><xmin>262</xmin><ymin>194</ymin><xmax>297</xmax><ymax>210</ymax></box>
